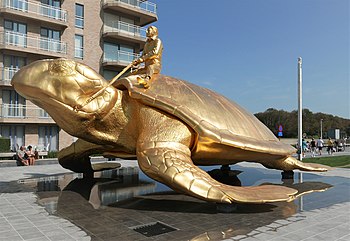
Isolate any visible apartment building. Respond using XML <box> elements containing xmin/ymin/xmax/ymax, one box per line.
<box><xmin>0</xmin><ymin>0</ymin><xmax>157</xmax><ymax>151</ymax></box>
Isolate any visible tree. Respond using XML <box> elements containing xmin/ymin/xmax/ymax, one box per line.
<box><xmin>254</xmin><ymin>109</ymin><xmax>350</xmax><ymax>138</ymax></box>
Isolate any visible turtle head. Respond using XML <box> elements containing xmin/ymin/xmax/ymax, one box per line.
<box><xmin>11</xmin><ymin>58</ymin><xmax>119</xmax><ymax>136</ymax></box>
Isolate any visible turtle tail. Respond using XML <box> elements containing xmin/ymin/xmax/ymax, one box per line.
<box><xmin>282</xmin><ymin>156</ymin><xmax>330</xmax><ymax>172</ymax></box>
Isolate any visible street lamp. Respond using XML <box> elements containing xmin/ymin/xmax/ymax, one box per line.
<box><xmin>320</xmin><ymin>119</ymin><xmax>323</xmax><ymax>139</ymax></box>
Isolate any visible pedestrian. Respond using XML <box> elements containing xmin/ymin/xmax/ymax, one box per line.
<box><xmin>310</xmin><ymin>138</ymin><xmax>316</xmax><ymax>157</ymax></box>
<box><xmin>317</xmin><ymin>137</ymin><xmax>324</xmax><ymax>155</ymax></box>
<box><xmin>302</xmin><ymin>139</ymin><xmax>307</xmax><ymax>157</ymax></box>
<box><xmin>327</xmin><ymin>138</ymin><xmax>334</xmax><ymax>155</ymax></box>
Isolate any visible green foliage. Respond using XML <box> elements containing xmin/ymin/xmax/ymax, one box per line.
<box><xmin>0</xmin><ymin>137</ymin><xmax>11</xmax><ymax>152</ymax></box>
<box><xmin>47</xmin><ymin>151</ymin><xmax>57</xmax><ymax>158</ymax></box>
<box><xmin>303</xmin><ymin>155</ymin><xmax>350</xmax><ymax>167</ymax></box>
<box><xmin>254</xmin><ymin>108</ymin><xmax>350</xmax><ymax>138</ymax></box>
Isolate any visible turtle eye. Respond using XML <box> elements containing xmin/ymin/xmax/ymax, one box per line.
<box><xmin>48</xmin><ymin>59</ymin><xmax>76</xmax><ymax>76</ymax></box>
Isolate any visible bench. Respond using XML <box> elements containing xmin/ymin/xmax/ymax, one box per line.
<box><xmin>0</xmin><ymin>151</ymin><xmax>48</xmax><ymax>160</ymax></box>
<box><xmin>37</xmin><ymin>151</ymin><xmax>48</xmax><ymax>159</ymax></box>
<box><xmin>0</xmin><ymin>152</ymin><xmax>16</xmax><ymax>159</ymax></box>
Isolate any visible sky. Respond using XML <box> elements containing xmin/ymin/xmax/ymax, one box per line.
<box><xmin>151</xmin><ymin>0</ymin><xmax>349</xmax><ymax>119</ymax></box>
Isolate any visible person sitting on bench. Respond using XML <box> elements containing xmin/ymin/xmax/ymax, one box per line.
<box><xmin>16</xmin><ymin>146</ymin><xmax>29</xmax><ymax>166</ymax></box>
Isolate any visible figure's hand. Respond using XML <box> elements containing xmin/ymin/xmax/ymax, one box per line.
<box><xmin>133</xmin><ymin>58</ymin><xmax>143</xmax><ymax>65</ymax></box>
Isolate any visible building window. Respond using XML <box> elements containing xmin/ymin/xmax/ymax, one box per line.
<box><xmin>1</xmin><ymin>90</ymin><xmax>26</xmax><ymax>118</ymax></box>
<box><xmin>4</xmin><ymin>20</ymin><xmax>27</xmax><ymax>47</ymax></box>
<box><xmin>41</xmin><ymin>0</ymin><xmax>62</xmax><ymax>20</ymax></box>
<box><xmin>38</xmin><ymin>126</ymin><xmax>59</xmax><ymax>151</ymax></box>
<box><xmin>8</xmin><ymin>0</ymin><xmax>28</xmax><ymax>11</ymax></box>
<box><xmin>75</xmin><ymin>35</ymin><xmax>84</xmax><ymax>59</ymax></box>
<box><xmin>40</xmin><ymin>27</ymin><xmax>62</xmax><ymax>52</ymax></box>
<box><xmin>0</xmin><ymin>125</ymin><xmax>25</xmax><ymax>151</ymax></box>
<box><xmin>2</xmin><ymin>55</ymin><xmax>26</xmax><ymax>82</ymax></box>
<box><xmin>75</xmin><ymin>4</ymin><xmax>84</xmax><ymax>28</ymax></box>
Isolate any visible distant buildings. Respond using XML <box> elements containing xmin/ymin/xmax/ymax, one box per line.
<box><xmin>0</xmin><ymin>0</ymin><xmax>158</xmax><ymax>151</ymax></box>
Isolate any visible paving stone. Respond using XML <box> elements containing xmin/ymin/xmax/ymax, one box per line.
<box><xmin>0</xmin><ymin>162</ymin><xmax>349</xmax><ymax>240</ymax></box>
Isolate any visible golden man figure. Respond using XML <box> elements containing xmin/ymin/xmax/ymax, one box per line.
<box><xmin>132</xmin><ymin>26</ymin><xmax>163</xmax><ymax>88</ymax></box>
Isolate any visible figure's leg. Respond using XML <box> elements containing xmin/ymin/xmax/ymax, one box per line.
<box><xmin>58</xmin><ymin>139</ymin><xmax>120</xmax><ymax>173</ymax></box>
<box><xmin>136</xmin><ymin>64</ymin><xmax>161</xmax><ymax>88</ymax></box>
<box><xmin>137</xmin><ymin>141</ymin><xmax>297</xmax><ymax>204</ymax></box>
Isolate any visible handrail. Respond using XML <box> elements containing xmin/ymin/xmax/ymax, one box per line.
<box><xmin>0</xmin><ymin>0</ymin><xmax>67</xmax><ymax>22</ymax></box>
<box><xmin>103</xmin><ymin>0</ymin><xmax>157</xmax><ymax>14</ymax></box>
<box><xmin>0</xmin><ymin>66</ymin><xmax>20</xmax><ymax>84</ymax></box>
<box><xmin>103</xmin><ymin>50</ymin><xmax>140</xmax><ymax>63</ymax></box>
<box><xmin>0</xmin><ymin>104</ymin><xmax>51</xmax><ymax>119</ymax></box>
<box><xmin>104</xmin><ymin>21</ymin><xmax>147</xmax><ymax>38</ymax></box>
<box><xmin>0</xmin><ymin>31</ymin><xmax>67</xmax><ymax>54</ymax></box>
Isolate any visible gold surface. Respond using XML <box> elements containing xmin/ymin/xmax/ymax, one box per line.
<box><xmin>131</xmin><ymin>26</ymin><xmax>163</xmax><ymax>85</ymax></box>
<box><xmin>11</xmin><ymin>58</ymin><xmax>329</xmax><ymax>204</ymax></box>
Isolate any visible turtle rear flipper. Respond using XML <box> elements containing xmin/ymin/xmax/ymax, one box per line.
<box><xmin>137</xmin><ymin>141</ymin><xmax>297</xmax><ymax>204</ymax></box>
<box><xmin>284</xmin><ymin>157</ymin><xmax>329</xmax><ymax>172</ymax></box>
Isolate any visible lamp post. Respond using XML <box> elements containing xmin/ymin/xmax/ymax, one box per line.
<box><xmin>320</xmin><ymin>119</ymin><xmax>323</xmax><ymax>139</ymax></box>
<box><xmin>298</xmin><ymin>57</ymin><xmax>303</xmax><ymax>161</ymax></box>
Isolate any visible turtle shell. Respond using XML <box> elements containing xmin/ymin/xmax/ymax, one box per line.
<box><xmin>115</xmin><ymin>74</ymin><xmax>295</xmax><ymax>156</ymax></box>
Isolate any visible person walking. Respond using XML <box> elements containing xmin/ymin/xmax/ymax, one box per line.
<box><xmin>327</xmin><ymin>138</ymin><xmax>334</xmax><ymax>155</ymax></box>
<box><xmin>310</xmin><ymin>138</ymin><xmax>316</xmax><ymax>157</ymax></box>
<box><xmin>317</xmin><ymin>137</ymin><xmax>324</xmax><ymax>155</ymax></box>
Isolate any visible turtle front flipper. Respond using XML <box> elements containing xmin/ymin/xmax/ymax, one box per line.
<box><xmin>137</xmin><ymin>141</ymin><xmax>298</xmax><ymax>204</ymax></box>
<box><xmin>58</xmin><ymin>139</ymin><xmax>120</xmax><ymax>173</ymax></box>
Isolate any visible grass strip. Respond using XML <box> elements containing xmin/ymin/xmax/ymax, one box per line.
<box><xmin>303</xmin><ymin>155</ymin><xmax>350</xmax><ymax>168</ymax></box>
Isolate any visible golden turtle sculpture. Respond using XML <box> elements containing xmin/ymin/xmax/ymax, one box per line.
<box><xmin>12</xmin><ymin>59</ymin><xmax>328</xmax><ymax>204</ymax></box>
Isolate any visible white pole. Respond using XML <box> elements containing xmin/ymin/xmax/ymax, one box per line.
<box><xmin>320</xmin><ymin>119</ymin><xmax>323</xmax><ymax>139</ymax></box>
<box><xmin>298</xmin><ymin>57</ymin><xmax>303</xmax><ymax>161</ymax></box>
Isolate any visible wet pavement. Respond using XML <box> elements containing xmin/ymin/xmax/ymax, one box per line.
<box><xmin>0</xmin><ymin>160</ymin><xmax>349</xmax><ymax>241</ymax></box>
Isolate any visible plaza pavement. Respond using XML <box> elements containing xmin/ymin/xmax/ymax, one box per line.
<box><xmin>0</xmin><ymin>158</ymin><xmax>349</xmax><ymax>240</ymax></box>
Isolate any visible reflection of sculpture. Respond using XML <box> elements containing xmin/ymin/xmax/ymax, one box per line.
<box><xmin>132</xmin><ymin>26</ymin><xmax>163</xmax><ymax>88</ymax></box>
<box><xmin>12</xmin><ymin>58</ymin><xmax>329</xmax><ymax>204</ymax></box>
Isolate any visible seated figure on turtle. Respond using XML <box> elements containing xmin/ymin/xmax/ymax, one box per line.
<box><xmin>131</xmin><ymin>26</ymin><xmax>163</xmax><ymax>89</ymax></box>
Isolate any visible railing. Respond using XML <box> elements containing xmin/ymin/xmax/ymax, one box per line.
<box><xmin>103</xmin><ymin>50</ymin><xmax>140</xmax><ymax>64</ymax></box>
<box><xmin>0</xmin><ymin>31</ymin><xmax>67</xmax><ymax>54</ymax></box>
<box><xmin>103</xmin><ymin>0</ymin><xmax>157</xmax><ymax>14</ymax></box>
<box><xmin>103</xmin><ymin>21</ymin><xmax>147</xmax><ymax>39</ymax></box>
<box><xmin>0</xmin><ymin>66</ymin><xmax>19</xmax><ymax>85</ymax></box>
<box><xmin>0</xmin><ymin>104</ymin><xmax>51</xmax><ymax>119</ymax></box>
<box><xmin>0</xmin><ymin>0</ymin><xmax>67</xmax><ymax>22</ymax></box>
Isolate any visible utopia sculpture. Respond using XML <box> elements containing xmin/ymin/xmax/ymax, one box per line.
<box><xmin>11</xmin><ymin>58</ymin><xmax>328</xmax><ymax>204</ymax></box>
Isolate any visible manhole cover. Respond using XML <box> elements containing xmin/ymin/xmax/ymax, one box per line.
<box><xmin>131</xmin><ymin>221</ymin><xmax>177</xmax><ymax>237</ymax></box>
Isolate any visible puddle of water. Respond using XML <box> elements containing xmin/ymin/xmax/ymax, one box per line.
<box><xmin>15</xmin><ymin>165</ymin><xmax>349</xmax><ymax>240</ymax></box>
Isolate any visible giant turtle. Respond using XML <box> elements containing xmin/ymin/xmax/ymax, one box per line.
<box><xmin>12</xmin><ymin>59</ymin><xmax>328</xmax><ymax>204</ymax></box>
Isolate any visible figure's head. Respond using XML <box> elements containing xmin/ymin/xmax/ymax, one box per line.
<box><xmin>28</xmin><ymin>145</ymin><xmax>32</xmax><ymax>150</ymax></box>
<box><xmin>11</xmin><ymin>58</ymin><xmax>118</xmax><ymax>136</ymax></box>
<box><xmin>146</xmin><ymin>26</ymin><xmax>158</xmax><ymax>40</ymax></box>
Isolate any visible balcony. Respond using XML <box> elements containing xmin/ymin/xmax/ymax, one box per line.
<box><xmin>0</xmin><ymin>0</ymin><xmax>68</xmax><ymax>27</ymax></box>
<box><xmin>102</xmin><ymin>50</ymin><xmax>140</xmax><ymax>67</ymax></box>
<box><xmin>0</xmin><ymin>104</ymin><xmax>55</xmax><ymax>124</ymax></box>
<box><xmin>0</xmin><ymin>66</ymin><xmax>19</xmax><ymax>86</ymax></box>
<box><xmin>0</xmin><ymin>31</ymin><xmax>67</xmax><ymax>57</ymax></box>
<box><xmin>102</xmin><ymin>0</ymin><xmax>157</xmax><ymax>26</ymax></box>
<box><xmin>103</xmin><ymin>21</ymin><xmax>147</xmax><ymax>45</ymax></box>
